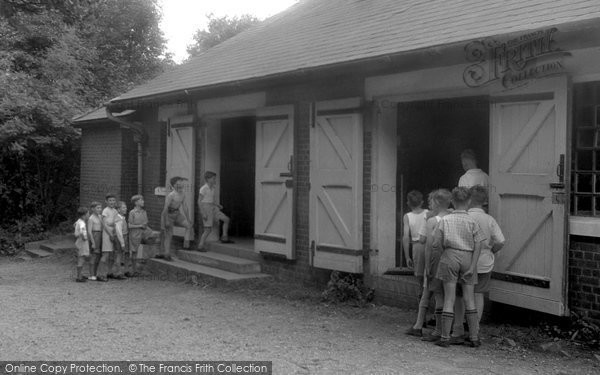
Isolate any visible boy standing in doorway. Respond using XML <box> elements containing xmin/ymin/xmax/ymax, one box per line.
<box><xmin>458</xmin><ymin>149</ymin><xmax>489</xmax><ymax>188</ymax></box>
<box><xmin>197</xmin><ymin>171</ymin><xmax>232</xmax><ymax>251</ymax></box>
<box><xmin>159</xmin><ymin>176</ymin><xmax>193</xmax><ymax>261</ymax></box>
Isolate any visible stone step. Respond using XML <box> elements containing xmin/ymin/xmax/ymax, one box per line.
<box><xmin>207</xmin><ymin>241</ymin><xmax>261</xmax><ymax>262</ymax></box>
<box><xmin>176</xmin><ymin>250</ymin><xmax>261</xmax><ymax>274</ymax></box>
<box><xmin>39</xmin><ymin>240</ymin><xmax>77</xmax><ymax>255</ymax></box>
<box><xmin>24</xmin><ymin>240</ymin><xmax>47</xmax><ymax>251</ymax></box>
<box><xmin>146</xmin><ymin>258</ymin><xmax>272</xmax><ymax>287</ymax></box>
<box><xmin>25</xmin><ymin>249</ymin><xmax>53</xmax><ymax>258</ymax></box>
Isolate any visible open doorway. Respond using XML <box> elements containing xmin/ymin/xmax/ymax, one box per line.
<box><xmin>395</xmin><ymin>96</ymin><xmax>490</xmax><ymax>267</ymax></box>
<box><xmin>220</xmin><ymin>116</ymin><xmax>256</xmax><ymax>238</ymax></box>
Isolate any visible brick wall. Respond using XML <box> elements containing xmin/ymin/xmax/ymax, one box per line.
<box><xmin>120</xmin><ymin>129</ymin><xmax>138</xmax><ymax>205</ymax></box>
<box><xmin>80</xmin><ymin>124</ymin><xmax>123</xmax><ymax>206</ymax></box>
<box><xmin>569</xmin><ymin>235</ymin><xmax>600</xmax><ymax>322</ymax></box>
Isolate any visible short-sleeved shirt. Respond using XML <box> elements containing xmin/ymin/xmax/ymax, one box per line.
<box><xmin>468</xmin><ymin>208</ymin><xmax>505</xmax><ymax>273</ymax></box>
<box><xmin>74</xmin><ymin>218</ymin><xmax>89</xmax><ymax>255</ymax></box>
<box><xmin>199</xmin><ymin>184</ymin><xmax>215</xmax><ymax>204</ymax></box>
<box><xmin>102</xmin><ymin>207</ymin><xmax>119</xmax><ymax>231</ymax></box>
<box><xmin>438</xmin><ymin>210</ymin><xmax>487</xmax><ymax>251</ymax></box>
<box><xmin>129</xmin><ymin>209</ymin><xmax>148</xmax><ymax>228</ymax></box>
<box><xmin>407</xmin><ymin>210</ymin><xmax>428</xmax><ymax>242</ymax></box>
<box><xmin>458</xmin><ymin>169</ymin><xmax>489</xmax><ymax>188</ymax></box>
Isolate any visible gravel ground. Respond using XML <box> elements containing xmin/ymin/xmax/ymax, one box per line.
<box><xmin>0</xmin><ymin>254</ymin><xmax>599</xmax><ymax>375</ymax></box>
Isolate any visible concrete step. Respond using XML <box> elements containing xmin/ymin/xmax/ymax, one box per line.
<box><xmin>39</xmin><ymin>239</ymin><xmax>77</xmax><ymax>255</ymax></box>
<box><xmin>146</xmin><ymin>258</ymin><xmax>272</xmax><ymax>287</ymax></box>
<box><xmin>207</xmin><ymin>241</ymin><xmax>261</xmax><ymax>262</ymax></box>
<box><xmin>25</xmin><ymin>249</ymin><xmax>53</xmax><ymax>258</ymax></box>
<box><xmin>24</xmin><ymin>240</ymin><xmax>47</xmax><ymax>251</ymax></box>
<box><xmin>176</xmin><ymin>250</ymin><xmax>261</xmax><ymax>274</ymax></box>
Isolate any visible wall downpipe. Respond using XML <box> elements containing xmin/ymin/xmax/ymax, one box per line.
<box><xmin>105</xmin><ymin>107</ymin><xmax>145</xmax><ymax>195</ymax></box>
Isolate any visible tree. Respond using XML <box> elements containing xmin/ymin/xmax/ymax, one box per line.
<box><xmin>186</xmin><ymin>13</ymin><xmax>260</xmax><ymax>58</ymax></box>
<box><xmin>0</xmin><ymin>0</ymin><xmax>171</xmax><ymax>245</ymax></box>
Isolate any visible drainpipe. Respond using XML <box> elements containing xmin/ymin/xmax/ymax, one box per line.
<box><xmin>105</xmin><ymin>107</ymin><xmax>145</xmax><ymax>195</ymax></box>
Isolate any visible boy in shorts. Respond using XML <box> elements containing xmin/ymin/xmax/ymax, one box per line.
<box><xmin>87</xmin><ymin>201</ymin><xmax>103</xmax><ymax>281</ymax></box>
<box><xmin>159</xmin><ymin>176</ymin><xmax>193</xmax><ymax>261</ymax></box>
<box><xmin>197</xmin><ymin>171</ymin><xmax>232</xmax><ymax>251</ymax></box>
<box><xmin>128</xmin><ymin>194</ymin><xmax>158</xmax><ymax>276</ymax></box>
<box><xmin>74</xmin><ymin>207</ymin><xmax>90</xmax><ymax>282</ymax></box>
<box><xmin>99</xmin><ymin>193</ymin><xmax>119</xmax><ymax>281</ymax></box>
<box><xmin>433</xmin><ymin>187</ymin><xmax>487</xmax><ymax>347</ymax></box>
<box><xmin>111</xmin><ymin>201</ymin><xmax>128</xmax><ymax>280</ymax></box>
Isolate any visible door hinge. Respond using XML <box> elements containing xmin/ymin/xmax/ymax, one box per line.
<box><xmin>310</xmin><ymin>240</ymin><xmax>316</xmax><ymax>256</ymax></box>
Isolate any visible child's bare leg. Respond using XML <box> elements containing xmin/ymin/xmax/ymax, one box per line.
<box><xmin>131</xmin><ymin>251</ymin><xmax>138</xmax><ymax>273</ymax></box>
<box><xmin>475</xmin><ymin>292</ymin><xmax>485</xmax><ymax>322</ymax></box>
<box><xmin>76</xmin><ymin>256</ymin><xmax>85</xmax><ymax>280</ymax></box>
<box><xmin>452</xmin><ymin>296</ymin><xmax>465</xmax><ymax>338</ymax></box>
<box><xmin>114</xmin><ymin>251</ymin><xmax>123</xmax><ymax>276</ymax></box>
<box><xmin>97</xmin><ymin>252</ymin><xmax>109</xmax><ymax>280</ymax></box>
<box><xmin>221</xmin><ymin>216</ymin><xmax>230</xmax><ymax>240</ymax></box>
<box><xmin>163</xmin><ymin>227</ymin><xmax>173</xmax><ymax>257</ymax></box>
<box><xmin>462</xmin><ymin>284</ymin><xmax>479</xmax><ymax>342</ymax></box>
<box><xmin>89</xmin><ymin>253</ymin><xmax>97</xmax><ymax>276</ymax></box>
<box><xmin>413</xmin><ymin>284</ymin><xmax>430</xmax><ymax>330</ymax></box>
<box><xmin>93</xmin><ymin>252</ymin><xmax>101</xmax><ymax>276</ymax></box>
<box><xmin>198</xmin><ymin>227</ymin><xmax>211</xmax><ymax>249</ymax></box>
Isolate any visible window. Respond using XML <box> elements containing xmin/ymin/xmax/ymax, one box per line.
<box><xmin>572</xmin><ymin>83</ymin><xmax>600</xmax><ymax>216</ymax></box>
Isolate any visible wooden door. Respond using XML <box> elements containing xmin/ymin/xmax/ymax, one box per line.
<box><xmin>311</xmin><ymin>99</ymin><xmax>363</xmax><ymax>273</ymax></box>
<box><xmin>166</xmin><ymin>115</ymin><xmax>196</xmax><ymax>243</ymax></box>
<box><xmin>489</xmin><ymin>76</ymin><xmax>569</xmax><ymax>315</ymax></box>
<box><xmin>254</xmin><ymin>106</ymin><xmax>294</xmax><ymax>258</ymax></box>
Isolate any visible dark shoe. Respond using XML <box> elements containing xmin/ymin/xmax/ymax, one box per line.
<box><xmin>196</xmin><ymin>247</ymin><xmax>207</xmax><ymax>252</ymax></box>
<box><xmin>164</xmin><ymin>255</ymin><xmax>173</xmax><ymax>261</ymax></box>
<box><xmin>124</xmin><ymin>272</ymin><xmax>133</xmax><ymax>278</ymax></box>
<box><xmin>107</xmin><ymin>273</ymin><xmax>116</xmax><ymax>279</ymax></box>
<box><xmin>96</xmin><ymin>276</ymin><xmax>108</xmax><ymax>282</ymax></box>
<box><xmin>422</xmin><ymin>333</ymin><xmax>441</xmax><ymax>342</ymax></box>
<box><xmin>154</xmin><ymin>254</ymin><xmax>165</xmax><ymax>259</ymax></box>
<box><xmin>435</xmin><ymin>338</ymin><xmax>450</xmax><ymax>348</ymax></box>
<box><xmin>75</xmin><ymin>277</ymin><xmax>87</xmax><ymax>283</ymax></box>
<box><xmin>468</xmin><ymin>339</ymin><xmax>481</xmax><ymax>348</ymax></box>
<box><xmin>405</xmin><ymin>327</ymin><xmax>422</xmax><ymax>337</ymax></box>
<box><xmin>448</xmin><ymin>336</ymin><xmax>465</xmax><ymax>345</ymax></box>
<box><xmin>114</xmin><ymin>274</ymin><xmax>126</xmax><ymax>280</ymax></box>
<box><xmin>220</xmin><ymin>239</ymin><xmax>235</xmax><ymax>244</ymax></box>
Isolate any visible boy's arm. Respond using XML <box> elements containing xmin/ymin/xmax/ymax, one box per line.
<box><xmin>423</xmin><ymin>220</ymin><xmax>435</xmax><ymax>275</ymax></box>
<box><xmin>402</xmin><ymin>215</ymin><xmax>412</xmax><ymax>268</ymax></box>
<box><xmin>181</xmin><ymin>195</ymin><xmax>192</xmax><ymax>223</ymax></box>
<box><xmin>101</xmin><ymin>213</ymin><xmax>113</xmax><ymax>239</ymax></box>
<box><xmin>197</xmin><ymin>193</ymin><xmax>204</xmax><ymax>208</ymax></box>
<box><xmin>161</xmin><ymin>194</ymin><xmax>172</xmax><ymax>229</ymax></box>
<box><xmin>87</xmin><ymin>219</ymin><xmax>95</xmax><ymax>248</ymax></box>
<box><xmin>490</xmin><ymin>219</ymin><xmax>506</xmax><ymax>254</ymax></box>
<box><xmin>465</xmin><ymin>240</ymin><xmax>483</xmax><ymax>277</ymax></box>
<box><xmin>115</xmin><ymin>218</ymin><xmax>125</xmax><ymax>247</ymax></box>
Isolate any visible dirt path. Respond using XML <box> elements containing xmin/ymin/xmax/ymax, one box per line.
<box><xmin>0</xmin><ymin>255</ymin><xmax>598</xmax><ymax>374</ymax></box>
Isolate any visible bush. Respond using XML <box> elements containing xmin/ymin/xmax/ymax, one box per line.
<box><xmin>321</xmin><ymin>271</ymin><xmax>374</xmax><ymax>307</ymax></box>
<box><xmin>0</xmin><ymin>215</ymin><xmax>50</xmax><ymax>256</ymax></box>
<box><xmin>541</xmin><ymin>311</ymin><xmax>600</xmax><ymax>349</ymax></box>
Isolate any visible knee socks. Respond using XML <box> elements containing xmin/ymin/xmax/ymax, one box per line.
<box><xmin>432</xmin><ymin>308</ymin><xmax>443</xmax><ymax>336</ymax></box>
<box><xmin>441</xmin><ymin>311</ymin><xmax>454</xmax><ymax>340</ymax></box>
<box><xmin>466</xmin><ymin>309</ymin><xmax>480</xmax><ymax>341</ymax></box>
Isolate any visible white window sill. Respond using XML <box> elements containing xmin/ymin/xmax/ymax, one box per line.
<box><xmin>154</xmin><ymin>187</ymin><xmax>168</xmax><ymax>196</ymax></box>
<box><xmin>569</xmin><ymin>216</ymin><xmax>600</xmax><ymax>237</ymax></box>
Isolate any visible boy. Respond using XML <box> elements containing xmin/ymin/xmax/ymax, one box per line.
<box><xmin>433</xmin><ymin>187</ymin><xmax>487</xmax><ymax>347</ymax></box>
<box><xmin>99</xmin><ymin>193</ymin><xmax>119</xmax><ymax>282</ymax></box>
<box><xmin>197</xmin><ymin>171</ymin><xmax>233</xmax><ymax>251</ymax></box>
<box><xmin>402</xmin><ymin>190</ymin><xmax>427</xmax><ymax>273</ymax></box>
<box><xmin>87</xmin><ymin>201</ymin><xmax>103</xmax><ymax>281</ymax></box>
<box><xmin>111</xmin><ymin>201</ymin><xmax>128</xmax><ymax>280</ymax></box>
<box><xmin>408</xmin><ymin>189</ymin><xmax>452</xmax><ymax>339</ymax></box>
<box><xmin>159</xmin><ymin>176</ymin><xmax>193</xmax><ymax>261</ymax></box>
<box><xmin>74</xmin><ymin>207</ymin><xmax>90</xmax><ymax>282</ymax></box>
<box><xmin>458</xmin><ymin>149</ymin><xmax>489</xmax><ymax>188</ymax></box>
<box><xmin>128</xmin><ymin>195</ymin><xmax>158</xmax><ymax>277</ymax></box>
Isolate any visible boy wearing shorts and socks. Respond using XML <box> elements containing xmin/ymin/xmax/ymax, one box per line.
<box><xmin>99</xmin><ymin>193</ymin><xmax>119</xmax><ymax>281</ymax></box>
<box><xmin>87</xmin><ymin>201</ymin><xmax>103</xmax><ymax>281</ymax></box>
<box><xmin>111</xmin><ymin>201</ymin><xmax>128</xmax><ymax>280</ymax></box>
<box><xmin>128</xmin><ymin>195</ymin><xmax>158</xmax><ymax>276</ymax></box>
<box><xmin>197</xmin><ymin>171</ymin><xmax>232</xmax><ymax>251</ymax></box>
<box><xmin>74</xmin><ymin>207</ymin><xmax>90</xmax><ymax>282</ymax></box>
<box><xmin>420</xmin><ymin>189</ymin><xmax>452</xmax><ymax>342</ymax></box>
<box><xmin>159</xmin><ymin>176</ymin><xmax>193</xmax><ymax>261</ymax></box>
<box><xmin>433</xmin><ymin>187</ymin><xmax>487</xmax><ymax>347</ymax></box>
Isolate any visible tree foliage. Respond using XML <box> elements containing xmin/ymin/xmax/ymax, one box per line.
<box><xmin>186</xmin><ymin>13</ymin><xmax>260</xmax><ymax>58</ymax></box>
<box><xmin>0</xmin><ymin>0</ymin><xmax>171</xmax><ymax>239</ymax></box>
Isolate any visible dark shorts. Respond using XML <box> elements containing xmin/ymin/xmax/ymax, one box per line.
<box><xmin>427</xmin><ymin>276</ymin><xmax>443</xmax><ymax>293</ymax></box>
<box><xmin>91</xmin><ymin>231</ymin><xmax>102</xmax><ymax>254</ymax></box>
<box><xmin>435</xmin><ymin>248</ymin><xmax>478</xmax><ymax>285</ymax></box>
<box><xmin>474</xmin><ymin>272</ymin><xmax>491</xmax><ymax>293</ymax></box>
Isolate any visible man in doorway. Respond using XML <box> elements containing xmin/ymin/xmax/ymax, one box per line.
<box><xmin>458</xmin><ymin>149</ymin><xmax>489</xmax><ymax>188</ymax></box>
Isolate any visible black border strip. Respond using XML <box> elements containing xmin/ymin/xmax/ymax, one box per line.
<box><xmin>254</xmin><ymin>234</ymin><xmax>286</xmax><ymax>244</ymax></box>
<box><xmin>491</xmin><ymin>272</ymin><xmax>550</xmax><ymax>288</ymax></box>
<box><xmin>316</xmin><ymin>245</ymin><xmax>367</xmax><ymax>256</ymax></box>
<box><xmin>256</xmin><ymin>115</ymin><xmax>289</xmax><ymax>122</ymax></box>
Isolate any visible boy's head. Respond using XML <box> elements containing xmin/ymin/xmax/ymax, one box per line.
<box><xmin>117</xmin><ymin>201</ymin><xmax>127</xmax><ymax>215</ymax></box>
<box><xmin>460</xmin><ymin>149</ymin><xmax>478</xmax><ymax>171</ymax></box>
<box><xmin>406</xmin><ymin>190</ymin><xmax>423</xmax><ymax>210</ymax></box>
<box><xmin>170</xmin><ymin>176</ymin><xmax>187</xmax><ymax>191</ymax></box>
<box><xmin>451</xmin><ymin>186</ymin><xmax>471</xmax><ymax>209</ymax></box>
<box><xmin>131</xmin><ymin>194</ymin><xmax>144</xmax><ymax>207</ymax></box>
<box><xmin>90</xmin><ymin>201</ymin><xmax>102</xmax><ymax>215</ymax></box>
<box><xmin>469</xmin><ymin>185</ymin><xmax>488</xmax><ymax>208</ymax></box>
<box><xmin>434</xmin><ymin>189</ymin><xmax>452</xmax><ymax>209</ymax></box>
<box><xmin>77</xmin><ymin>206</ymin><xmax>89</xmax><ymax>220</ymax></box>
<box><xmin>204</xmin><ymin>171</ymin><xmax>217</xmax><ymax>185</ymax></box>
<box><xmin>105</xmin><ymin>193</ymin><xmax>117</xmax><ymax>207</ymax></box>
<box><xmin>427</xmin><ymin>190</ymin><xmax>436</xmax><ymax>210</ymax></box>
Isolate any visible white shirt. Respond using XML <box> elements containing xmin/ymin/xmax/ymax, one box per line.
<box><xmin>199</xmin><ymin>183</ymin><xmax>215</xmax><ymax>204</ymax></box>
<box><xmin>468</xmin><ymin>208</ymin><xmax>505</xmax><ymax>273</ymax></box>
<box><xmin>458</xmin><ymin>168</ymin><xmax>489</xmax><ymax>188</ymax></box>
<box><xmin>407</xmin><ymin>210</ymin><xmax>428</xmax><ymax>242</ymax></box>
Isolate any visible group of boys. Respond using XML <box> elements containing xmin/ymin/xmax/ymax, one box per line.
<box><xmin>403</xmin><ymin>152</ymin><xmax>505</xmax><ymax>348</ymax></box>
<box><xmin>73</xmin><ymin>171</ymin><xmax>232</xmax><ymax>279</ymax></box>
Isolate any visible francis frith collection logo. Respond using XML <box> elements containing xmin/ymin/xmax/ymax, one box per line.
<box><xmin>463</xmin><ymin>28</ymin><xmax>571</xmax><ymax>89</ymax></box>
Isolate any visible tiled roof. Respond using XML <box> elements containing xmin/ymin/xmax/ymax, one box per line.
<box><xmin>72</xmin><ymin>107</ymin><xmax>135</xmax><ymax>123</ymax></box>
<box><xmin>111</xmin><ymin>0</ymin><xmax>600</xmax><ymax>103</ymax></box>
